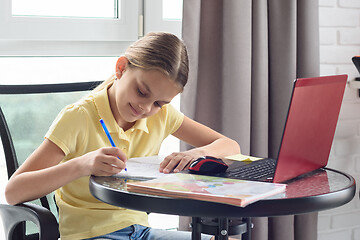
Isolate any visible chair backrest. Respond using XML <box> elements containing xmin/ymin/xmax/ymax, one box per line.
<box><xmin>0</xmin><ymin>81</ymin><xmax>102</xmax><ymax>236</ymax></box>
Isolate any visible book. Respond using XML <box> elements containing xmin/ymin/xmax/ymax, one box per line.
<box><xmin>126</xmin><ymin>173</ymin><xmax>286</xmax><ymax>207</ymax></box>
<box><xmin>115</xmin><ymin>155</ymin><xmax>167</xmax><ymax>181</ymax></box>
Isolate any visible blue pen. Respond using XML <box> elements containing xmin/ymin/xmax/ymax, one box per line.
<box><xmin>99</xmin><ymin>119</ymin><xmax>127</xmax><ymax>172</ymax></box>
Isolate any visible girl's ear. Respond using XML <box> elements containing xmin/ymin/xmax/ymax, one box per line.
<box><xmin>115</xmin><ymin>56</ymin><xmax>129</xmax><ymax>79</ymax></box>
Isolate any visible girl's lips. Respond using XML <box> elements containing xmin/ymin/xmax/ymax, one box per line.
<box><xmin>129</xmin><ymin>103</ymin><xmax>141</xmax><ymax>117</ymax></box>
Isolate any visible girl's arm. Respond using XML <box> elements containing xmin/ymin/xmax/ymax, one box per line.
<box><xmin>159</xmin><ymin>116</ymin><xmax>240</xmax><ymax>173</ymax></box>
<box><xmin>5</xmin><ymin>139</ymin><xmax>126</xmax><ymax>205</ymax></box>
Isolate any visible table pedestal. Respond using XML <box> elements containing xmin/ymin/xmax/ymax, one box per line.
<box><xmin>191</xmin><ymin>217</ymin><xmax>251</xmax><ymax>240</ymax></box>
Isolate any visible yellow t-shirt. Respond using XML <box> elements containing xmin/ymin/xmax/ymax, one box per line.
<box><xmin>45</xmin><ymin>86</ymin><xmax>184</xmax><ymax>240</ymax></box>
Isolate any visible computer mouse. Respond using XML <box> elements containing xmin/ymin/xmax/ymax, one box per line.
<box><xmin>188</xmin><ymin>156</ymin><xmax>229</xmax><ymax>174</ymax></box>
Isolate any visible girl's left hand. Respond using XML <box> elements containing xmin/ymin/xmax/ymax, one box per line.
<box><xmin>159</xmin><ymin>151</ymin><xmax>203</xmax><ymax>174</ymax></box>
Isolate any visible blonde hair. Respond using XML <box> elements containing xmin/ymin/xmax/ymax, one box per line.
<box><xmin>94</xmin><ymin>32</ymin><xmax>189</xmax><ymax>93</ymax></box>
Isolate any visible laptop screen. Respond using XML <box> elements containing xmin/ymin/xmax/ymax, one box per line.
<box><xmin>273</xmin><ymin>75</ymin><xmax>347</xmax><ymax>183</ymax></box>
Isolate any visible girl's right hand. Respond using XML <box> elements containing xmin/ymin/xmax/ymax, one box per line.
<box><xmin>78</xmin><ymin>147</ymin><xmax>127</xmax><ymax>177</ymax></box>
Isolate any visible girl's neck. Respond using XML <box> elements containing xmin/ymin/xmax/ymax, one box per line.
<box><xmin>120</xmin><ymin>121</ymin><xmax>135</xmax><ymax>132</ymax></box>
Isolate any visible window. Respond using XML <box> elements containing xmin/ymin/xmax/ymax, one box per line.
<box><xmin>163</xmin><ymin>0</ymin><xmax>183</xmax><ymax>20</ymax></box>
<box><xmin>0</xmin><ymin>57</ymin><xmax>118</xmax><ymax>84</ymax></box>
<box><xmin>0</xmin><ymin>0</ymin><xmax>184</xmax><ymax>155</ymax></box>
<box><xmin>0</xmin><ymin>0</ymin><xmax>138</xmax><ymax>41</ymax></box>
<box><xmin>0</xmin><ymin>0</ymin><xmax>184</xmax><ymax>233</ymax></box>
<box><xmin>12</xmin><ymin>0</ymin><xmax>117</xmax><ymax>19</ymax></box>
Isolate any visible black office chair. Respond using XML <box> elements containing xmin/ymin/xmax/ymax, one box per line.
<box><xmin>0</xmin><ymin>81</ymin><xmax>102</xmax><ymax>240</ymax></box>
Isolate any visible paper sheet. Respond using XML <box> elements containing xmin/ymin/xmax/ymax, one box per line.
<box><xmin>115</xmin><ymin>155</ymin><xmax>167</xmax><ymax>180</ymax></box>
<box><xmin>225</xmin><ymin>153</ymin><xmax>263</xmax><ymax>162</ymax></box>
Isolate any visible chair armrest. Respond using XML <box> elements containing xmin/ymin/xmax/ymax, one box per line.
<box><xmin>0</xmin><ymin>202</ymin><xmax>59</xmax><ymax>240</ymax></box>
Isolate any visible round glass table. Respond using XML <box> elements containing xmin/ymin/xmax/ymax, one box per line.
<box><xmin>89</xmin><ymin>168</ymin><xmax>355</xmax><ymax>240</ymax></box>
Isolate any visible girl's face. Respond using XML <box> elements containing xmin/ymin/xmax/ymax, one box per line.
<box><xmin>108</xmin><ymin>66</ymin><xmax>182</xmax><ymax>128</ymax></box>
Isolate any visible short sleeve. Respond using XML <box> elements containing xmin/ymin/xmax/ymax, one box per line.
<box><xmin>162</xmin><ymin>104</ymin><xmax>184</xmax><ymax>135</ymax></box>
<box><xmin>45</xmin><ymin>104</ymin><xmax>88</xmax><ymax>156</ymax></box>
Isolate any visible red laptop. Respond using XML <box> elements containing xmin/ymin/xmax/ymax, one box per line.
<box><xmin>223</xmin><ymin>74</ymin><xmax>348</xmax><ymax>183</ymax></box>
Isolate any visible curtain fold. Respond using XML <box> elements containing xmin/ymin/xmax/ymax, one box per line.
<box><xmin>250</xmin><ymin>0</ymin><xmax>269</xmax><ymax>157</ymax></box>
<box><xmin>180</xmin><ymin>0</ymin><xmax>319</xmax><ymax>239</ymax></box>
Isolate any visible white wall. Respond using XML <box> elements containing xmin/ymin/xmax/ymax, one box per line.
<box><xmin>318</xmin><ymin>1</ymin><xmax>360</xmax><ymax>240</ymax></box>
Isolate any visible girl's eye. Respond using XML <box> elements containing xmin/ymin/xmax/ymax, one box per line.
<box><xmin>137</xmin><ymin>88</ymin><xmax>146</xmax><ymax>96</ymax></box>
<box><xmin>154</xmin><ymin>102</ymin><xmax>162</xmax><ymax>108</ymax></box>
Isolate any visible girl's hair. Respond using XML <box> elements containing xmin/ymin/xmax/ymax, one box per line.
<box><xmin>94</xmin><ymin>32</ymin><xmax>189</xmax><ymax>92</ymax></box>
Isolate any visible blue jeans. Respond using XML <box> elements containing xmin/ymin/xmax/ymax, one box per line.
<box><xmin>84</xmin><ymin>224</ymin><xmax>212</xmax><ymax>240</ymax></box>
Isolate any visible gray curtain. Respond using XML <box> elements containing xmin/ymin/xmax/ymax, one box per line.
<box><xmin>180</xmin><ymin>0</ymin><xmax>319</xmax><ymax>239</ymax></box>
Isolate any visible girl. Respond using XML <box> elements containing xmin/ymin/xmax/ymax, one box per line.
<box><xmin>5</xmin><ymin>32</ymin><xmax>240</xmax><ymax>240</ymax></box>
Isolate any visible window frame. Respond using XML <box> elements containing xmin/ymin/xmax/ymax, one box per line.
<box><xmin>144</xmin><ymin>0</ymin><xmax>182</xmax><ymax>37</ymax></box>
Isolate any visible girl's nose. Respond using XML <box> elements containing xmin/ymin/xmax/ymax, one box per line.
<box><xmin>139</xmin><ymin>102</ymin><xmax>152</xmax><ymax>113</ymax></box>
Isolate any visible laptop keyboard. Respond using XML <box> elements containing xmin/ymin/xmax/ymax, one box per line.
<box><xmin>227</xmin><ymin>158</ymin><xmax>276</xmax><ymax>181</ymax></box>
